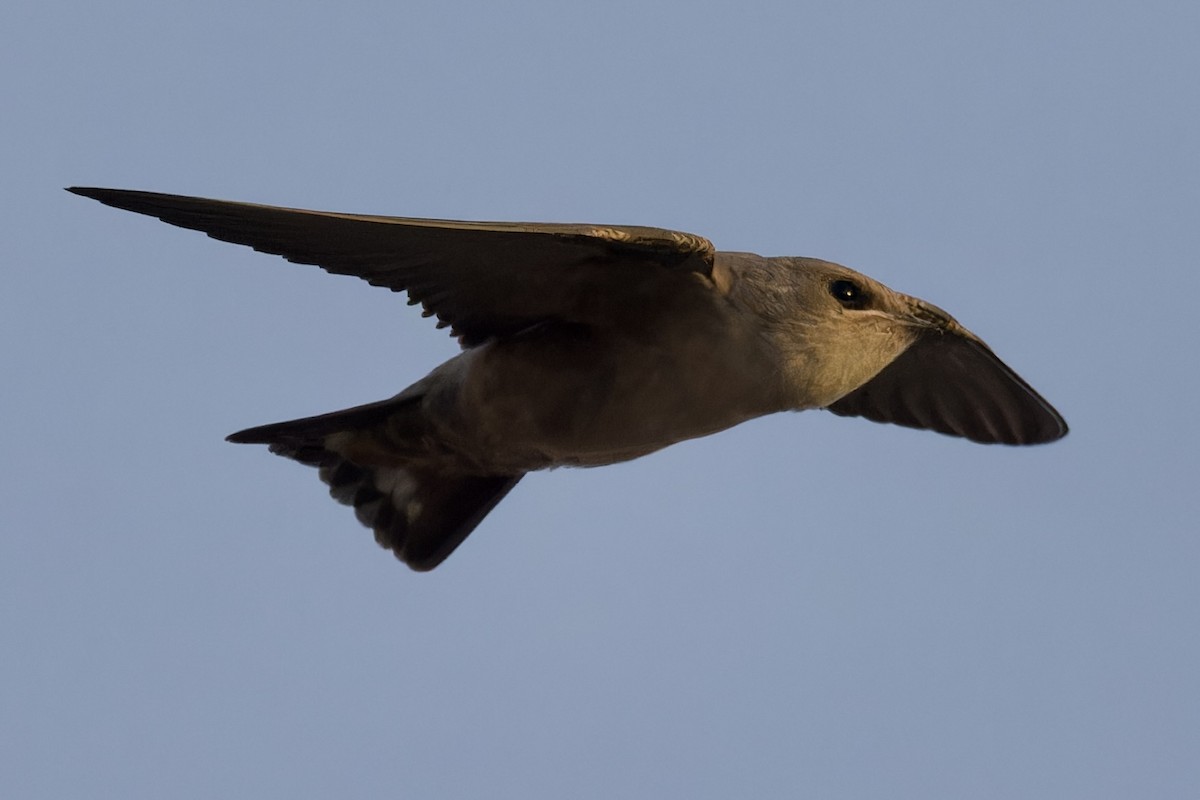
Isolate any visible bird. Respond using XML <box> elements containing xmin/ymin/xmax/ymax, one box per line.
<box><xmin>68</xmin><ymin>187</ymin><xmax>1068</xmax><ymax>571</ymax></box>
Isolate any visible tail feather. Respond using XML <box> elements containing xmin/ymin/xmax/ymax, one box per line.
<box><xmin>227</xmin><ymin>393</ymin><xmax>413</xmax><ymax>446</ymax></box>
<box><xmin>228</xmin><ymin>398</ymin><xmax>522</xmax><ymax>571</ymax></box>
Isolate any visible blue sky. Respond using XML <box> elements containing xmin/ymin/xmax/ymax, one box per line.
<box><xmin>3</xmin><ymin>1</ymin><xmax>1198</xmax><ymax>797</ymax></box>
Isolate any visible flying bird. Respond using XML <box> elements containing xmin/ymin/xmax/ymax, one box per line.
<box><xmin>69</xmin><ymin>187</ymin><xmax>1068</xmax><ymax>570</ymax></box>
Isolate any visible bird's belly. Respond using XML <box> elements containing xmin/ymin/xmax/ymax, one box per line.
<box><xmin>441</xmin><ymin>334</ymin><xmax>768</xmax><ymax>470</ymax></box>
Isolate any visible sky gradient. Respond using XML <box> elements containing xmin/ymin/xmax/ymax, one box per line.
<box><xmin>4</xmin><ymin>1</ymin><xmax>1198</xmax><ymax>797</ymax></box>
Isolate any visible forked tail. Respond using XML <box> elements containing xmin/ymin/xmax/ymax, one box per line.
<box><xmin>228</xmin><ymin>396</ymin><xmax>522</xmax><ymax>571</ymax></box>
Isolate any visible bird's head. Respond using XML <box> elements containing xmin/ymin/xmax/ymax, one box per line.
<box><xmin>729</xmin><ymin>256</ymin><xmax>941</xmax><ymax>408</ymax></box>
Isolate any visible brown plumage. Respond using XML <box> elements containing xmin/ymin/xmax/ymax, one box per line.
<box><xmin>69</xmin><ymin>187</ymin><xmax>1068</xmax><ymax>570</ymax></box>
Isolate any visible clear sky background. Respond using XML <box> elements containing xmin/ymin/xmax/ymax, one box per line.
<box><xmin>3</xmin><ymin>1</ymin><xmax>1197</xmax><ymax>798</ymax></box>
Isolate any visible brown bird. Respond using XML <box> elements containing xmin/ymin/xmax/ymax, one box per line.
<box><xmin>69</xmin><ymin>187</ymin><xmax>1068</xmax><ymax>570</ymax></box>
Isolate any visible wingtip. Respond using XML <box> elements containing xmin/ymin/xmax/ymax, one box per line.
<box><xmin>1021</xmin><ymin>389</ymin><xmax>1069</xmax><ymax>446</ymax></box>
<box><xmin>226</xmin><ymin>429</ymin><xmax>261</xmax><ymax>444</ymax></box>
<box><xmin>66</xmin><ymin>186</ymin><xmax>118</xmax><ymax>203</ymax></box>
<box><xmin>1041</xmin><ymin>415</ymin><xmax>1070</xmax><ymax>444</ymax></box>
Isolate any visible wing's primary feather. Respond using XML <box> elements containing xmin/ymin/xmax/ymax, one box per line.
<box><xmin>827</xmin><ymin>330</ymin><xmax>1068</xmax><ymax>445</ymax></box>
<box><xmin>66</xmin><ymin>187</ymin><xmax>715</xmax><ymax>346</ymax></box>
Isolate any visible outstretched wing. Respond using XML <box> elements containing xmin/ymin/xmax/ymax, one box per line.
<box><xmin>68</xmin><ymin>187</ymin><xmax>715</xmax><ymax>346</ymax></box>
<box><xmin>827</xmin><ymin>330</ymin><xmax>1068</xmax><ymax>445</ymax></box>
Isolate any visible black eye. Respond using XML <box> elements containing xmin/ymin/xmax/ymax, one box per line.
<box><xmin>830</xmin><ymin>279</ymin><xmax>868</xmax><ymax>308</ymax></box>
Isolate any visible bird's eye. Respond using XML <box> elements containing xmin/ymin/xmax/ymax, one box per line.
<box><xmin>830</xmin><ymin>279</ymin><xmax>868</xmax><ymax>308</ymax></box>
